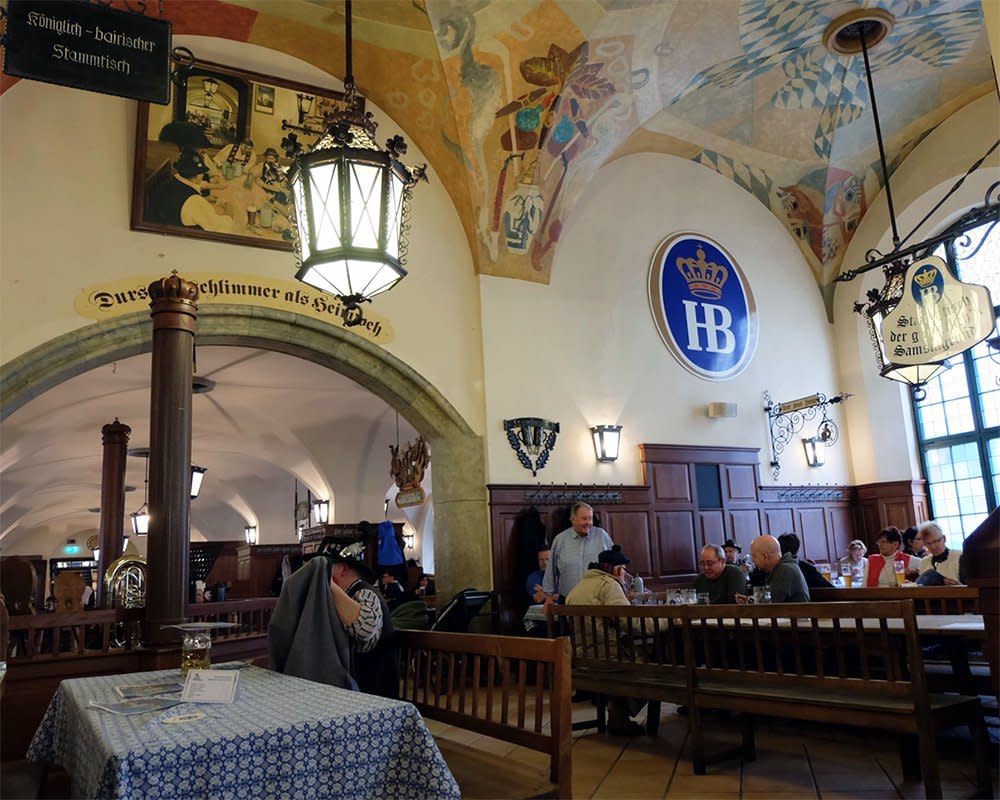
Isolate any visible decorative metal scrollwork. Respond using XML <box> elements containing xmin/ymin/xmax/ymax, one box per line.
<box><xmin>523</xmin><ymin>489</ymin><xmax>624</xmax><ymax>505</ymax></box>
<box><xmin>764</xmin><ymin>390</ymin><xmax>851</xmax><ymax>479</ymax></box>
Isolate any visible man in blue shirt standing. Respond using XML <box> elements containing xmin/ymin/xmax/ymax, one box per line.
<box><xmin>542</xmin><ymin>502</ymin><xmax>614</xmax><ymax>602</ymax></box>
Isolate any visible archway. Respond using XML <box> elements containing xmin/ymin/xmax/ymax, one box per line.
<box><xmin>1</xmin><ymin>305</ymin><xmax>490</xmax><ymax>601</ymax></box>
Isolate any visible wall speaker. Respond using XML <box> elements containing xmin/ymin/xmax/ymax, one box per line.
<box><xmin>706</xmin><ymin>402</ymin><xmax>737</xmax><ymax>418</ymax></box>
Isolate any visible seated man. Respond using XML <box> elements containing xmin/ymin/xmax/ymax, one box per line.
<box><xmin>916</xmin><ymin>521</ymin><xmax>965</xmax><ymax>585</ymax></box>
<box><xmin>738</xmin><ymin>535</ymin><xmax>810</xmax><ymax>603</ymax></box>
<box><xmin>566</xmin><ymin>546</ymin><xmax>646</xmax><ymax>736</ymax></box>
<box><xmin>777</xmin><ymin>533</ymin><xmax>833</xmax><ymax>589</ymax></box>
<box><xmin>692</xmin><ymin>544</ymin><xmax>744</xmax><ymax>603</ymax></box>
<box><xmin>525</xmin><ymin>547</ymin><xmax>551</xmax><ymax>604</ymax></box>
<box><xmin>865</xmin><ymin>527</ymin><xmax>920</xmax><ymax>587</ymax></box>
<box><xmin>328</xmin><ymin>541</ymin><xmax>399</xmax><ymax>699</ymax></box>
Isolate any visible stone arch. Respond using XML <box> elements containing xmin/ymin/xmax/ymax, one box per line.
<box><xmin>1</xmin><ymin>305</ymin><xmax>490</xmax><ymax>600</ymax></box>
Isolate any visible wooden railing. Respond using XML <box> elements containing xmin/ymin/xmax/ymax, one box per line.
<box><xmin>6</xmin><ymin>609</ymin><xmax>143</xmax><ymax>663</ymax></box>
<box><xmin>184</xmin><ymin>597</ymin><xmax>278</xmax><ymax>640</ymax></box>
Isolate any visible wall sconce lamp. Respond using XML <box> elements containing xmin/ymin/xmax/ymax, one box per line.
<box><xmin>801</xmin><ymin>437</ymin><xmax>826</xmax><ymax>468</ymax></box>
<box><xmin>402</xmin><ymin>523</ymin><xmax>416</xmax><ymax>552</ymax></box>
<box><xmin>244</xmin><ymin>525</ymin><xmax>258</xmax><ymax>545</ymax></box>
<box><xmin>313</xmin><ymin>499</ymin><xmax>330</xmax><ymax>525</ymax></box>
<box><xmin>764</xmin><ymin>390</ymin><xmax>850</xmax><ymax>479</ymax></box>
<box><xmin>190</xmin><ymin>465</ymin><xmax>207</xmax><ymax>499</ymax></box>
<box><xmin>503</xmin><ymin>417</ymin><xmax>560</xmax><ymax>476</ymax></box>
<box><xmin>591</xmin><ymin>425</ymin><xmax>623</xmax><ymax>463</ymax></box>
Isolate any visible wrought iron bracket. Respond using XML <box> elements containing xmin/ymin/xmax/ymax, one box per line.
<box><xmin>763</xmin><ymin>390</ymin><xmax>851</xmax><ymax>480</ymax></box>
<box><xmin>503</xmin><ymin>418</ymin><xmax>559</xmax><ymax>477</ymax></box>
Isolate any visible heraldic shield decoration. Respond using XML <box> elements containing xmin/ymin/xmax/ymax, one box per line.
<box><xmin>648</xmin><ymin>233</ymin><xmax>759</xmax><ymax>381</ymax></box>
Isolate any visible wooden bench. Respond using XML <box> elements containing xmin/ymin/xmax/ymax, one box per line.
<box><xmin>684</xmin><ymin>600</ymin><xmax>992</xmax><ymax>800</ymax></box>
<box><xmin>811</xmin><ymin>586</ymin><xmax>980</xmax><ymax>614</ymax></box>
<box><xmin>396</xmin><ymin>630</ymin><xmax>572</xmax><ymax>799</ymax></box>
<box><xmin>547</xmin><ymin>604</ymin><xmax>689</xmax><ymax>735</ymax></box>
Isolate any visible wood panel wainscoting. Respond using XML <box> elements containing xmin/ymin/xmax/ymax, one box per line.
<box><xmin>489</xmin><ymin>444</ymin><xmax>928</xmax><ymax>634</ymax></box>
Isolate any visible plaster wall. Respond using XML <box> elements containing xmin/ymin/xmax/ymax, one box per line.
<box><xmin>480</xmin><ymin>153</ymin><xmax>851</xmax><ymax>488</ymax></box>
<box><xmin>831</xmin><ymin>92</ymin><xmax>1000</xmax><ymax>485</ymax></box>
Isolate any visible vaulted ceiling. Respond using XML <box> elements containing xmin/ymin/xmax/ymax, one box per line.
<box><xmin>168</xmin><ymin>0</ymin><xmax>995</xmax><ymax>301</ymax></box>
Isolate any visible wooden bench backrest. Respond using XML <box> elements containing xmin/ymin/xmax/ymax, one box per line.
<box><xmin>810</xmin><ymin>586</ymin><xmax>979</xmax><ymax>614</ymax></box>
<box><xmin>683</xmin><ymin>600</ymin><xmax>929</xmax><ymax>703</ymax></box>
<box><xmin>396</xmin><ymin>629</ymin><xmax>572</xmax><ymax>797</ymax></box>
<box><xmin>548</xmin><ymin>604</ymin><xmax>688</xmax><ymax>679</ymax></box>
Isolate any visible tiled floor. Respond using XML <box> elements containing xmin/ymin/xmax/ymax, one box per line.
<box><xmin>425</xmin><ymin>699</ymin><xmax>1000</xmax><ymax>799</ymax></box>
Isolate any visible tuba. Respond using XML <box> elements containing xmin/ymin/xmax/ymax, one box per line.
<box><xmin>104</xmin><ymin>554</ymin><xmax>147</xmax><ymax>609</ymax></box>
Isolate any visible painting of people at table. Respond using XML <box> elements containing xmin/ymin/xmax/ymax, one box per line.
<box><xmin>133</xmin><ymin>64</ymin><xmax>349</xmax><ymax>249</ymax></box>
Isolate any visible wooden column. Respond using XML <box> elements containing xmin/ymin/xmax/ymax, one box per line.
<box><xmin>144</xmin><ymin>273</ymin><xmax>199</xmax><ymax>645</ymax></box>
<box><xmin>97</xmin><ymin>418</ymin><xmax>131</xmax><ymax>607</ymax></box>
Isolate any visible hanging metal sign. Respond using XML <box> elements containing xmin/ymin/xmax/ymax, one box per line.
<box><xmin>648</xmin><ymin>233</ymin><xmax>758</xmax><ymax>381</ymax></box>
<box><xmin>2</xmin><ymin>0</ymin><xmax>171</xmax><ymax>104</ymax></box>
<box><xmin>880</xmin><ymin>255</ymin><xmax>994</xmax><ymax>366</ymax></box>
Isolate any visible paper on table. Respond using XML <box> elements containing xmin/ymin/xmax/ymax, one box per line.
<box><xmin>181</xmin><ymin>669</ymin><xmax>240</xmax><ymax>704</ymax></box>
<box><xmin>90</xmin><ymin>697</ymin><xmax>183</xmax><ymax>715</ymax></box>
<box><xmin>116</xmin><ymin>681</ymin><xmax>184</xmax><ymax>699</ymax></box>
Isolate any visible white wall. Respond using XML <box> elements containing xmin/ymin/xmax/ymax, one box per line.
<box><xmin>480</xmin><ymin>153</ymin><xmax>851</xmax><ymax>487</ymax></box>
<box><xmin>832</xmin><ymin>92</ymin><xmax>1000</xmax><ymax>485</ymax></box>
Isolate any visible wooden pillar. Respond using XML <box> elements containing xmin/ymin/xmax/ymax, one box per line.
<box><xmin>144</xmin><ymin>273</ymin><xmax>199</xmax><ymax>645</ymax></box>
<box><xmin>96</xmin><ymin>418</ymin><xmax>131</xmax><ymax>607</ymax></box>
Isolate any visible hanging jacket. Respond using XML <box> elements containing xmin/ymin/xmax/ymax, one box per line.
<box><xmin>377</xmin><ymin>520</ymin><xmax>405</xmax><ymax>566</ymax></box>
<box><xmin>268</xmin><ymin>558</ymin><xmax>357</xmax><ymax>690</ymax></box>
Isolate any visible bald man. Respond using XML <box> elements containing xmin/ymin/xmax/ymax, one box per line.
<box><xmin>737</xmin><ymin>535</ymin><xmax>810</xmax><ymax>603</ymax></box>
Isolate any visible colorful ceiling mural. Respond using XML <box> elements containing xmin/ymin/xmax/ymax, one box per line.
<box><xmin>7</xmin><ymin>0</ymin><xmax>993</xmax><ymax>304</ymax></box>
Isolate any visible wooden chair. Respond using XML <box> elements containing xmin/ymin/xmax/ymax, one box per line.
<box><xmin>52</xmin><ymin>572</ymin><xmax>86</xmax><ymax>613</ymax></box>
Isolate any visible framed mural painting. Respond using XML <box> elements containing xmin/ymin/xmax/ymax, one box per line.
<box><xmin>130</xmin><ymin>59</ymin><xmax>354</xmax><ymax>251</ymax></box>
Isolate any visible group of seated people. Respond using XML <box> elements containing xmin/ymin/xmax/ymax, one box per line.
<box><xmin>527</xmin><ymin>502</ymin><xmax>966</xmax><ymax>615</ymax></box>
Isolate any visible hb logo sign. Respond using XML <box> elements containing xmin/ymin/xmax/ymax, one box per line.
<box><xmin>648</xmin><ymin>233</ymin><xmax>758</xmax><ymax>380</ymax></box>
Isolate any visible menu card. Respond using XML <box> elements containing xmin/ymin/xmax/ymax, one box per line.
<box><xmin>181</xmin><ymin>669</ymin><xmax>240</xmax><ymax>704</ymax></box>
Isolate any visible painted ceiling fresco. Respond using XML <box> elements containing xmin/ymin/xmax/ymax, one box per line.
<box><xmin>11</xmin><ymin>0</ymin><xmax>993</xmax><ymax>303</ymax></box>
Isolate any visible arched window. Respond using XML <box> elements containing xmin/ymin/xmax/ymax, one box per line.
<box><xmin>911</xmin><ymin>219</ymin><xmax>1000</xmax><ymax>546</ymax></box>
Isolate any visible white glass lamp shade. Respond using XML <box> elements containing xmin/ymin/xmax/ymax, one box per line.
<box><xmin>802</xmin><ymin>437</ymin><xmax>826</xmax><ymax>467</ymax></box>
<box><xmin>290</xmin><ymin>143</ymin><xmax>410</xmax><ymax>301</ymax></box>
<box><xmin>313</xmin><ymin>500</ymin><xmax>330</xmax><ymax>525</ymax></box>
<box><xmin>591</xmin><ymin>425</ymin><xmax>623</xmax><ymax>462</ymax></box>
<box><xmin>244</xmin><ymin>525</ymin><xmax>258</xmax><ymax>545</ymax></box>
<box><xmin>190</xmin><ymin>465</ymin><xmax>207</xmax><ymax>499</ymax></box>
<box><xmin>131</xmin><ymin>509</ymin><xmax>150</xmax><ymax>536</ymax></box>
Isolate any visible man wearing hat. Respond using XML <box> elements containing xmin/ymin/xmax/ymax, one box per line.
<box><xmin>722</xmin><ymin>540</ymin><xmax>742</xmax><ymax>566</ymax></box>
<box><xmin>327</xmin><ymin>540</ymin><xmax>399</xmax><ymax>699</ymax></box>
<box><xmin>567</xmin><ymin>546</ymin><xmax>646</xmax><ymax>736</ymax></box>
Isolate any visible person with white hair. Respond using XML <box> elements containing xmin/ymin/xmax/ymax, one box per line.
<box><xmin>915</xmin><ymin>521</ymin><xmax>965</xmax><ymax>585</ymax></box>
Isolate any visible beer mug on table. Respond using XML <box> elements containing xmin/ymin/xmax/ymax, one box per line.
<box><xmin>893</xmin><ymin>559</ymin><xmax>907</xmax><ymax>586</ymax></box>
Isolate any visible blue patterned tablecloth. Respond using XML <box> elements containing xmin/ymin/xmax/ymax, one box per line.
<box><xmin>27</xmin><ymin>665</ymin><xmax>459</xmax><ymax>800</ymax></box>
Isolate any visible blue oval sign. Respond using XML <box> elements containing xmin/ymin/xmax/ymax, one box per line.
<box><xmin>648</xmin><ymin>233</ymin><xmax>757</xmax><ymax>380</ymax></box>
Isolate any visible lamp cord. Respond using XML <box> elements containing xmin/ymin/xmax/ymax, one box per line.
<box><xmin>861</xmin><ymin>30</ymin><xmax>899</xmax><ymax>250</ymax></box>
<box><xmin>344</xmin><ymin>0</ymin><xmax>354</xmax><ymax>90</ymax></box>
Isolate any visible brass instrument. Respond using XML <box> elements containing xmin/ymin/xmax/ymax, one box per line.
<box><xmin>104</xmin><ymin>554</ymin><xmax>147</xmax><ymax>609</ymax></box>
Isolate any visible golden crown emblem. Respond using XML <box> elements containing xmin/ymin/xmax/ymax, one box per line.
<box><xmin>912</xmin><ymin>267</ymin><xmax>938</xmax><ymax>288</ymax></box>
<box><xmin>676</xmin><ymin>246</ymin><xmax>729</xmax><ymax>300</ymax></box>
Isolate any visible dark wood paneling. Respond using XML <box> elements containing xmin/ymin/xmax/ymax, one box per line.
<box><xmin>854</xmin><ymin>479</ymin><xmax>929</xmax><ymax>545</ymax></box>
<box><xmin>655</xmin><ymin>512</ymin><xmax>697</xmax><ymax>575</ymax></box>
<box><xmin>724</xmin><ymin>465</ymin><xmax>757</xmax><ymax>502</ymax></box>
<box><xmin>699</xmin><ymin>511</ymin><xmax>725</xmax><ymax>548</ymax></box>
<box><xmin>796</xmin><ymin>508</ymin><xmax>830</xmax><ymax>562</ymax></box>
<box><xmin>763</xmin><ymin>507</ymin><xmax>794</xmax><ymax>536</ymax></box>
<box><xmin>729</xmin><ymin>509</ymin><xmax>761</xmax><ymax>550</ymax></box>
<box><xmin>649</xmin><ymin>463</ymin><xmax>691</xmax><ymax>503</ymax></box>
<box><xmin>826</xmin><ymin>506</ymin><xmax>854</xmax><ymax>561</ymax></box>
<box><xmin>604</xmin><ymin>510</ymin><xmax>652</xmax><ymax>576</ymax></box>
